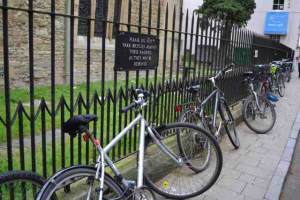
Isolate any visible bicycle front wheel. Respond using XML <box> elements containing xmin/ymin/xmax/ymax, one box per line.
<box><xmin>144</xmin><ymin>123</ymin><xmax>223</xmax><ymax>199</ymax></box>
<box><xmin>0</xmin><ymin>170</ymin><xmax>46</xmax><ymax>200</ymax></box>
<box><xmin>36</xmin><ymin>166</ymin><xmax>124</xmax><ymax>200</ymax></box>
<box><xmin>242</xmin><ymin>95</ymin><xmax>276</xmax><ymax>134</ymax></box>
<box><xmin>219</xmin><ymin>100</ymin><xmax>240</xmax><ymax>149</ymax></box>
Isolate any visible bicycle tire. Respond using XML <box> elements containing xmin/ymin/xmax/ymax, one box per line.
<box><xmin>0</xmin><ymin>170</ymin><xmax>46</xmax><ymax>200</ymax></box>
<box><xmin>178</xmin><ymin>108</ymin><xmax>211</xmax><ymax>172</ymax></box>
<box><xmin>285</xmin><ymin>68</ymin><xmax>291</xmax><ymax>82</ymax></box>
<box><xmin>277</xmin><ymin>74</ymin><xmax>285</xmax><ymax>97</ymax></box>
<box><xmin>219</xmin><ymin>99</ymin><xmax>240</xmax><ymax>149</ymax></box>
<box><xmin>143</xmin><ymin>122</ymin><xmax>223</xmax><ymax>199</ymax></box>
<box><xmin>36</xmin><ymin>166</ymin><xmax>124</xmax><ymax>200</ymax></box>
<box><xmin>242</xmin><ymin>95</ymin><xmax>276</xmax><ymax>134</ymax></box>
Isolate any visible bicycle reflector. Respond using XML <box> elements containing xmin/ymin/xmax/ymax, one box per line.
<box><xmin>83</xmin><ymin>135</ymin><xmax>89</xmax><ymax>141</ymax></box>
<box><xmin>174</xmin><ymin>106</ymin><xmax>182</xmax><ymax>112</ymax></box>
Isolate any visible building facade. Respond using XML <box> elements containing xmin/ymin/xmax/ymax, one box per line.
<box><xmin>246</xmin><ymin>0</ymin><xmax>300</xmax><ymax>51</ymax></box>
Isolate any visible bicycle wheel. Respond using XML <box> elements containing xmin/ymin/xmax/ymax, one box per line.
<box><xmin>144</xmin><ymin>123</ymin><xmax>223</xmax><ymax>199</ymax></box>
<box><xmin>0</xmin><ymin>170</ymin><xmax>45</xmax><ymax>200</ymax></box>
<box><xmin>178</xmin><ymin>108</ymin><xmax>211</xmax><ymax>173</ymax></box>
<box><xmin>36</xmin><ymin>166</ymin><xmax>124</xmax><ymax>200</ymax></box>
<box><xmin>277</xmin><ymin>74</ymin><xmax>285</xmax><ymax>97</ymax></box>
<box><xmin>219</xmin><ymin>99</ymin><xmax>240</xmax><ymax>149</ymax></box>
<box><xmin>242</xmin><ymin>95</ymin><xmax>276</xmax><ymax>134</ymax></box>
<box><xmin>285</xmin><ymin>68</ymin><xmax>291</xmax><ymax>82</ymax></box>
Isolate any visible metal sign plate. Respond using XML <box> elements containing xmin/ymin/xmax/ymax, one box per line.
<box><xmin>115</xmin><ymin>32</ymin><xmax>159</xmax><ymax>71</ymax></box>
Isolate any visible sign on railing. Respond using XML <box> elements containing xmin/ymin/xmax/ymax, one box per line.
<box><xmin>115</xmin><ymin>32</ymin><xmax>159</xmax><ymax>71</ymax></box>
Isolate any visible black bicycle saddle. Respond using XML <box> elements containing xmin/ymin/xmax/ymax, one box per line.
<box><xmin>63</xmin><ymin>114</ymin><xmax>98</xmax><ymax>138</ymax></box>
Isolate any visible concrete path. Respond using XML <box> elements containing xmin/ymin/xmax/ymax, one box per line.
<box><xmin>158</xmin><ymin>72</ymin><xmax>300</xmax><ymax>200</ymax></box>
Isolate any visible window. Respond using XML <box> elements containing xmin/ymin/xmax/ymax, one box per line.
<box><xmin>273</xmin><ymin>0</ymin><xmax>284</xmax><ymax>10</ymax></box>
<box><xmin>78</xmin><ymin>0</ymin><xmax>121</xmax><ymax>38</ymax></box>
<box><xmin>270</xmin><ymin>34</ymin><xmax>281</xmax><ymax>42</ymax></box>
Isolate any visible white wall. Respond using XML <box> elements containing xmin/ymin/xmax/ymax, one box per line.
<box><xmin>246</xmin><ymin>0</ymin><xmax>300</xmax><ymax>51</ymax></box>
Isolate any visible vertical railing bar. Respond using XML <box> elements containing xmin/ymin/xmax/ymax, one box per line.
<box><xmin>187</xmin><ymin>11</ymin><xmax>195</xmax><ymax>84</ymax></box>
<box><xmin>159</xmin><ymin>2</ymin><xmax>168</xmax><ymax>124</ymax></box>
<box><xmin>70</xmin><ymin>0</ymin><xmax>75</xmax><ymax>166</ymax></box>
<box><xmin>174</xmin><ymin>6</ymin><xmax>183</xmax><ymax>119</ymax></box>
<box><xmin>182</xmin><ymin>9</ymin><xmax>189</xmax><ymax>106</ymax></box>
<box><xmin>152</xmin><ymin>0</ymin><xmax>160</xmax><ymax>126</ymax></box>
<box><xmin>2</xmin><ymin>0</ymin><xmax>13</xmax><ymax>174</ymax></box>
<box><xmin>213</xmin><ymin>19</ymin><xmax>220</xmax><ymax>75</ymax></box>
<box><xmin>208</xmin><ymin>19</ymin><xmax>214</xmax><ymax>78</ymax></box>
<box><xmin>199</xmin><ymin>15</ymin><xmax>205</xmax><ymax>79</ymax></box>
<box><xmin>61</xmin><ymin>102</ymin><xmax>65</xmax><ymax>168</ymax></box>
<box><xmin>168</xmin><ymin>5</ymin><xmax>176</xmax><ymax>123</ymax></box>
<box><xmin>50</xmin><ymin>0</ymin><xmax>56</xmax><ymax>174</ymax></box>
<box><xmin>18</xmin><ymin>106</ymin><xmax>25</xmax><ymax>171</ymax></box>
<box><xmin>93</xmin><ymin>96</ymin><xmax>97</xmax><ymax>162</ymax></box>
<box><xmin>106</xmin><ymin>97</ymin><xmax>111</xmax><ymax>158</ymax></box>
<box><xmin>78</xmin><ymin>99</ymin><xmax>82</xmax><ymax>165</ymax></box>
<box><xmin>41</xmin><ymin>100</ymin><xmax>47</xmax><ymax>178</ymax></box>
<box><xmin>100</xmin><ymin>0</ymin><xmax>107</xmax><ymax>157</ymax></box>
<box><xmin>28</xmin><ymin>0</ymin><xmax>36</xmax><ymax>173</ymax></box>
<box><xmin>85</xmin><ymin>0</ymin><xmax>92</xmax><ymax>165</ymax></box>
<box><xmin>127</xmin><ymin>0</ymin><xmax>132</xmax><ymax>154</ymax></box>
<box><xmin>193</xmin><ymin>14</ymin><xmax>200</xmax><ymax>81</ymax></box>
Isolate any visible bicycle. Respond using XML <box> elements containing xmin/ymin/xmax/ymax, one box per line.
<box><xmin>177</xmin><ymin>63</ymin><xmax>240</xmax><ymax>149</ymax></box>
<box><xmin>269</xmin><ymin>63</ymin><xmax>285</xmax><ymax>97</ymax></box>
<box><xmin>36</xmin><ymin>89</ymin><xmax>223</xmax><ymax>200</ymax></box>
<box><xmin>0</xmin><ymin>170</ymin><xmax>46</xmax><ymax>199</ymax></box>
<box><xmin>241</xmin><ymin>71</ymin><xmax>276</xmax><ymax>134</ymax></box>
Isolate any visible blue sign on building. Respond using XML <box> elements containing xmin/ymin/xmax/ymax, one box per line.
<box><xmin>264</xmin><ymin>12</ymin><xmax>289</xmax><ymax>35</ymax></box>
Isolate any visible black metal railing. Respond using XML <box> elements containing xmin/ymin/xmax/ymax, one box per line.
<box><xmin>0</xmin><ymin>0</ymin><xmax>293</xmax><ymax>183</ymax></box>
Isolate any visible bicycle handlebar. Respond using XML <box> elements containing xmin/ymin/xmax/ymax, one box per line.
<box><xmin>121</xmin><ymin>102</ymin><xmax>138</xmax><ymax>113</ymax></box>
<box><xmin>214</xmin><ymin>63</ymin><xmax>235</xmax><ymax>79</ymax></box>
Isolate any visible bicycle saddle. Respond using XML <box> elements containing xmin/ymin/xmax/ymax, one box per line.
<box><xmin>243</xmin><ymin>71</ymin><xmax>254</xmax><ymax>77</ymax></box>
<box><xmin>187</xmin><ymin>85</ymin><xmax>200</xmax><ymax>94</ymax></box>
<box><xmin>63</xmin><ymin>114</ymin><xmax>98</xmax><ymax>138</ymax></box>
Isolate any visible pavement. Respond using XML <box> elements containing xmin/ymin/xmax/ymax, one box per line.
<box><xmin>157</xmin><ymin>71</ymin><xmax>300</xmax><ymax>200</ymax></box>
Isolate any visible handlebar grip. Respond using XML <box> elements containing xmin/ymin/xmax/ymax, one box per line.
<box><xmin>121</xmin><ymin>102</ymin><xmax>137</xmax><ymax>113</ymax></box>
<box><xmin>223</xmin><ymin>63</ymin><xmax>235</xmax><ymax>74</ymax></box>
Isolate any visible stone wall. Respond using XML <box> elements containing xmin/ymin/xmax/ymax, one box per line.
<box><xmin>0</xmin><ymin>0</ymin><xmax>182</xmax><ymax>90</ymax></box>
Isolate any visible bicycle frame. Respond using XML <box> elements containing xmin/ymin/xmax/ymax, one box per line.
<box><xmin>87</xmin><ymin>112</ymin><xmax>181</xmax><ymax>199</ymax></box>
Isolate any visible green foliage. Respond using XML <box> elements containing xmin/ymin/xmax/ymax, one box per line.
<box><xmin>196</xmin><ymin>0</ymin><xmax>256</xmax><ymax>27</ymax></box>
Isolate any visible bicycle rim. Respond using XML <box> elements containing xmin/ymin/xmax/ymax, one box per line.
<box><xmin>144</xmin><ymin>123</ymin><xmax>223</xmax><ymax>199</ymax></box>
<box><xmin>0</xmin><ymin>170</ymin><xmax>45</xmax><ymax>200</ymax></box>
<box><xmin>219</xmin><ymin>100</ymin><xmax>240</xmax><ymax>149</ymax></box>
<box><xmin>38</xmin><ymin>167</ymin><xmax>123</xmax><ymax>200</ymax></box>
<box><xmin>243</xmin><ymin>96</ymin><xmax>276</xmax><ymax>134</ymax></box>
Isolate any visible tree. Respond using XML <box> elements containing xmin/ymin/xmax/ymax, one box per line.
<box><xmin>196</xmin><ymin>0</ymin><xmax>256</xmax><ymax>27</ymax></box>
<box><xmin>196</xmin><ymin>0</ymin><xmax>256</xmax><ymax>64</ymax></box>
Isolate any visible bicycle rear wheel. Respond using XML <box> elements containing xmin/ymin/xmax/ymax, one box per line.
<box><xmin>178</xmin><ymin>108</ymin><xmax>211</xmax><ymax>173</ymax></box>
<box><xmin>277</xmin><ymin>74</ymin><xmax>285</xmax><ymax>97</ymax></box>
<box><xmin>144</xmin><ymin>123</ymin><xmax>223</xmax><ymax>199</ymax></box>
<box><xmin>36</xmin><ymin>166</ymin><xmax>124</xmax><ymax>200</ymax></box>
<box><xmin>242</xmin><ymin>95</ymin><xmax>276</xmax><ymax>134</ymax></box>
<box><xmin>219</xmin><ymin>99</ymin><xmax>240</xmax><ymax>149</ymax></box>
<box><xmin>0</xmin><ymin>170</ymin><xmax>45</xmax><ymax>200</ymax></box>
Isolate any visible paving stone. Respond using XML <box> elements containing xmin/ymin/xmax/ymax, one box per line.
<box><xmin>242</xmin><ymin>184</ymin><xmax>267</xmax><ymax>199</ymax></box>
<box><xmin>238</xmin><ymin>173</ymin><xmax>256</xmax><ymax>183</ymax></box>
<box><xmin>274</xmin><ymin>160</ymin><xmax>290</xmax><ymax>178</ymax></box>
<box><xmin>217</xmin><ymin>176</ymin><xmax>247</xmax><ymax>193</ymax></box>
<box><xmin>290</xmin><ymin>130</ymin><xmax>299</xmax><ymax>139</ymax></box>
<box><xmin>221</xmin><ymin>167</ymin><xmax>242</xmax><ymax>180</ymax></box>
<box><xmin>292</xmin><ymin>122</ymin><xmax>300</xmax><ymax>131</ymax></box>
<box><xmin>204</xmin><ymin>185</ymin><xmax>245</xmax><ymax>200</ymax></box>
<box><xmin>258</xmin><ymin>161</ymin><xmax>278</xmax><ymax>172</ymax></box>
<box><xmin>286</xmin><ymin>138</ymin><xmax>296</xmax><ymax>149</ymax></box>
<box><xmin>244</xmin><ymin>197</ymin><xmax>260</xmax><ymax>200</ymax></box>
<box><xmin>236</xmin><ymin>156</ymin><xmax>260</xmax><ymax>167</ymax></box>
<box><xmin>262</xmin><ymin>143</ymin><xmax>284</xmax><ymax>154</ymax></box>
<box><xmin>282</xmin><ymin>147</ymin><xmax>294</xmax><ymax>162</ymax></box>
<box><xmin>253</xmin><ymin>177</ymin><xmax>269</xmax><ymax>189</ymax></box>
<box><xmin>224</xmin><ymin>159</ymin><xmax>240</xmax><ymax>170</ymax></box>
<box><xmin>236</xmin><ymin>164</ymin><xmax>273</xmax><ymax>180</ymax></box>
<box><xmin>265</xmin><ymin>176</ymin><xmax>284</xmax><ymax>200</ymax></box>
<box><xmin>247</xmin><ymin>144</ymin><xmax>268</xmax><ymax>154</ymax></box>
<box><xmin>203</xmin><ymin>196</ymin><xmax>215</xmax><ymax>200</ymax></box>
